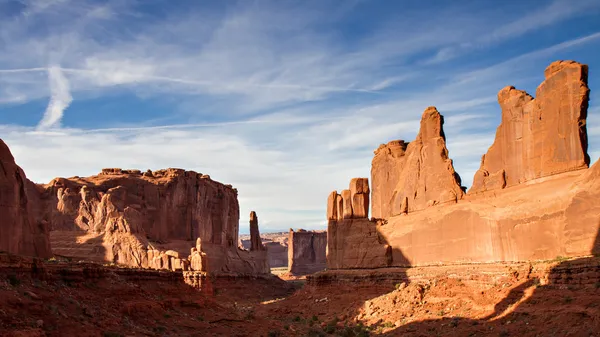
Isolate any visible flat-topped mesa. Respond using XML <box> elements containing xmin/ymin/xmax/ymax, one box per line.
<box><xmin>470</xmin><ymin>60</ymin><xmax>590</xmax><ymax>194</ymax></box>
<box><xmin>249</xmin><ymin>211</ymin><xmax>265</xmax><ymax>251</ymax></box>
<box><xmin>40</xmin><ymin>166</ymin><xmax>267</xmax><ymax>275</ymax></box>
<box><xmin>371</xmin><ymin>106</ymin><xmax>464</xmax><ymax>219</ymax></box>
<box><xmin>0</xmin><ymin>140</ymin><xmax>51</xmax><ymax>258</ymax></box>
<box><xmin>327</xmin><ymin>178</ymin><xmax>370</xmax><ymax>221</ymax></box>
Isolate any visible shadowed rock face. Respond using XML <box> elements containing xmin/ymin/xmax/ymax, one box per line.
<box><xmin>371</xmin><ymin>107</ymin><xmax>464</xmax><ymax>219</ymax></box>
<box><xmin>327</xmin><ymin>60</ymin><xmax>600</xmax><ymax>269</ymax></box>
<box><xmin>249</xmin><ymin>211</ymin><xmax>265</xmax><ymax>251</ymax></box>
<box><xmin>470</xmin><ymin>60</ymin><xmax>590</xmax><ymax>194</ymax></box>
<box><xmin>0</xmin><ymin>140</ymin><xmax>51</xmax><ymax>258</ymax></box>
<box><xmin>288</xmin><ymin>229</ymin><xmax>327</xmax><ymax>275</ymax></box>
<box><xmin>38</xmin><ymin>168</ymin><xmax>268</xmax><ymax>275</ymax></box>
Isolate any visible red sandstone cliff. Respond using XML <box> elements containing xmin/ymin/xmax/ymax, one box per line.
<box><xmin>288</xmin><ymin>229</ymin><xmax>327</xmax><ymax>275</ymax></box>
<box><xmin>39</xmin><ymin>168</ymin><xmax>268</xmax><ymax>275</ymax></box>
<box><xmin>327</xmin><ymin>60</ymin><xmax>600</xmax><ymax>269</ymax></box>
<box><xmin>371</xmin><ymin>107</ymin><xmax>465</xmax><ymax>219</ymax></box>
<box><xmin>470</xmin><ymin>60</ymin><xmax>590</xmax><ymax>193</ymax></box>
<box><xmin>0</xmin><ymin>140</ymin><xmax>51</xmax><ymax>258</ymax></box>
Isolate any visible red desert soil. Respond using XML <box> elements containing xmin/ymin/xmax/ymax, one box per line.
<box><xmin>1</xmin><ymin>253</ymin><xmax>599</xmax><ymax>336</ymax></box>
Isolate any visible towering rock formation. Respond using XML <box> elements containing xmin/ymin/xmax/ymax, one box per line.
<box><xmin>249</xmin><ymin>211</ymin><xmax>265</xmax><ymax>251</ymax></box>
<box><xmin>471</xmin><ymin>60</ymin><xmax>590</xmax><ymax>193</ymax></box>
<box><xmin>41</xmin><ymin>168</ymin><xmax>268</xmax><ymax>275</ymax></box>
<box><xmin>371</xmin><ymin>107</ymin><xmax>464</xmax><ymax>219</ymax></box>
<box><xmin>0</xmin><ymin>140</ymin><xmax>51</xmax><ymax>258</ymax></box>
<box><xmin>326</xmin><ymin>60</ymin><xmax>600</xmax><ymax>269</ymax></box>
<box><xmin>327</xmin><ymin>178</ymin><xmax>392</xmax><ymax>269</ymax></box>
<box><xmin>288</xmin><ymin>229</ymin><xmax>327</xmax><ymax>275</ymax></box>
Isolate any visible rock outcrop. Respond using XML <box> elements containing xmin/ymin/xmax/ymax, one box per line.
<box><xmin>371</xmin><ymin>107</ymin><xmax>464</xmax><ymax>219</ymax></box>
<box><xmin>0</xmin><ymin>140</ymin><xmax>51</xmax><ymax>258</ymax></box>
<box><xmin>326</xmin><ymin>60</ymin><xmax>600</xmax><ymax>269</ymax></box>
<box><xmin>327</xmin><ymin>178</ymin><xmax>370</xmax><ymax>221</ymax></box>
<box><xmin>288</xmin><ymin>229</ymin><xmax>327</xmax><ymax>275</ymax></box>
<box><xmin>470</xmin><ymin>60</ymin><xmax>590</xmax><ymax>193</ymax></box>
<box><xmin>249</xmin><ymin>211</ymin><xmax>265</xmax><ymax>251</ymax></box>
<box><xmin>39</xmin><ymin>168</ymin><xmax>268</xmax><ymax>275</ymax></box>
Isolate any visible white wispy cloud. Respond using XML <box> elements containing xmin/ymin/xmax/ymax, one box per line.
<box><xmin>37</xmin><ymin>66</ymin><xmax>72</xmax><ymax>130</ymax></box>
<box><xmin>0</xmin><ymin>0</ymin><xmax>599</xmax><ymax>231</ymax></box>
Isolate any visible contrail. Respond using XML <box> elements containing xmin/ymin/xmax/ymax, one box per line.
<box><xmin>37</xmin><ymin>66</ymin><xmax>73</xmax><ymax>130</ymax></box>
<box><xmin>1</xmin><ymin>67</ymin><xmax>382</xmax><ymax>94</ymax></box>
<box><xmin>0</xmin><ymin>68</ymin><xmax>47</xmax><ymax>74</ymax></box>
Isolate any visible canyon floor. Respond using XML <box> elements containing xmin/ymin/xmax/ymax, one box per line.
<box><xmin>1</xmin><ymin>253</ymin><xmax>599</xmax><ymax>337</ymax></box>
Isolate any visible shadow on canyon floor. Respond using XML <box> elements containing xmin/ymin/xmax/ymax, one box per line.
<box><xmin>253</xmin><ymin>226</ymin><xmax>600</xmax><ymax>336</ymax></box>
<box><xmin>376</xmin><ymin>229</ymin><xmax>600</xmax><ymax>336</ymax></box>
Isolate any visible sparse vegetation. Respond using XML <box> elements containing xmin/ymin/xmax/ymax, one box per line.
<box><xmin>382</xmin><ymin>321</ymin><xmax>395</xmax><ymax>329</ymax></box>
<box><xmin>553</xmin><ymin>256</ymin><xmax>569</xmax><ymax>262</ymax></box>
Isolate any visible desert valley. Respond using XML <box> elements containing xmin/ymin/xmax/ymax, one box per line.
<box><xmin>0</xmin><ymin>59</ymin><xmax>599</xmax><ymax>336</ymax></box>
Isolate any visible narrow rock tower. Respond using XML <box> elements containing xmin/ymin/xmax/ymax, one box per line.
<box><xmin>249</xmin><ymin>211</ymin><xmax>265</xmax><ymax>251</ymax></box>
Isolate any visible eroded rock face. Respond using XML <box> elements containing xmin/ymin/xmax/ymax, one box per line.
<box><xmin>288</xmin><ymin>229</ymin><xmax>327</xmax><ymax>275</ymax></box>
<box><xmin>249</xmin><ymin>211</ymin><xmax>265</xmax><ymax>251</ymax></box>
<box><xmin>470</xmin><ymin>60</ymin><xmax>590</xmax><ymax>193</ymax></box>
<box><xmin>40</xmin><ymin>168</ymin><xmax>268</xmax><ymax>275</ymax></box>
<box><xmin>327</xmin><ymin>179</ymin><xmax>370</xmax><ymax>221</ymax></box>
<box><xmin>326</xmin><ymin>60</ymin><xmax>599</xmax><ymax>269</ymax></box>
<box><xmin>0</xmin><ymin>140</ymin><xmax>51</xmax><ymax>258</ymax></box>
<box><xmin>371</xmin><ymin>107</ymin><xmax>464</xmax><ymax>219</ymax></box>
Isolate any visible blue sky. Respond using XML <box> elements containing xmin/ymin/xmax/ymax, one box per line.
<box><xmin>1</xmin><ymin>0</ymin><xmax>600</xmax><ymax>234</ymax></box>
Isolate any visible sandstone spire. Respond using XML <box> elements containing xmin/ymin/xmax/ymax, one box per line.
<box><xmin>470</xmin><ymin>60</ymin><xmax>590</xmax><ymax>193</ymax></box>
<box><xmin>249</xmin><ymin>211</ymin><xmax>265</xmax><ymax>251</ymax></box>
<box><xmin>371</xmin><ymin>107</ymin><xmax>464</xmax><ymax>219</ymax></box>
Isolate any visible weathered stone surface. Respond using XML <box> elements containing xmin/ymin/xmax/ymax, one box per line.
<box><xmin>327</xmin><ymin>218</ymin><xmax>392</xmax><ymax>269</ymax></box>
<box><xmin>371</xmin><ymin>107</ymin><xmax>464</xmax><ymax>219</ymax></box>
<box><xmin>341</xmin><ymin>189</ymin><xmax>353</xmax><ymax>219</ymax></box>
<box><xmin>330</xmin><ymin>163</ymin><xmax>600</xmax><ymax>269</ymax></box>
<box><xmin>371</xmin><ymin>140</ymin><xmax>408</xmax><ymax>219</ymax></box>
<box><xmin>0</xmin><ymin>140</ymin><xmax>51</xmax><ymax>258</ymax></box>
<box><xmin>249</xmin><ymin>211</ymin><xmax>265</xmax><ymax>251</ymax></box>
<box><xmin>39</xmin><ymin>168</ymin><xmax>268</xmax><ymax>275</ymax></box>
<box><xmin>288</xmin><ymin>229</ymin><xmax>327</xmax><ymax>275</ymax></box>
<box><xmin>350</xmin><ymin>178</ymin><xmax>369</xmax><ymax>219</ymax></box>
<box><xmin>470</xmin><ymin>60</ymin><xmax>590</xmax><ymax>193</ymax></box>
<box><xmin>327</xmin><ymin>61</ymin><xmax>599</xmax><ymax>269</ymax></box>
<box><xmin>327</xmin><ymin>191</ymin><xmax>338</xmax><ymax>221</ymax></box>
<box><xmin>335</xmin><ymin>194</ymin><xmax>344</xmax><ymax>221</ymax></box>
